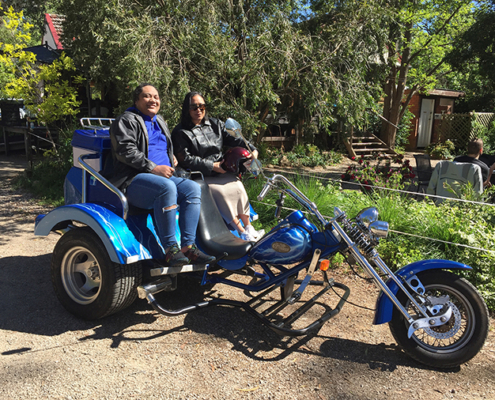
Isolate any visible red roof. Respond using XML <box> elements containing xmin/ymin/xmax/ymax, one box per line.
<box><xmin>45</xmin><ymin>14</ymin><xmax>64</xmax><ymax>50</ymax></box>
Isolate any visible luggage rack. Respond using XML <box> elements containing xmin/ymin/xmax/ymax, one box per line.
<box><xmin>80</xmin><ymin>117</ymin><xmax>115</xmax><ymax>130</ymax></box>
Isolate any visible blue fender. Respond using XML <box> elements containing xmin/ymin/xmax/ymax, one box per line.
<box><xmin>373</xmin><ymin>259</ymin><xmax>472</xmax><ymax>325</ymax></box>
<box><xmin>34</xmin><ymin>204</ymin><xmax>153</xmax><ymax>264</ymax></box>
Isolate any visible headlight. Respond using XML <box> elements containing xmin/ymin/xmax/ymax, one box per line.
<box><xmin>369</xmin><ymin>220</ymin><xmax>389</xmax><ymax>239</ymax></box>
<box><xmin>355</xmin><ymin>207</ymin><xmax>379</xmax><ymax>229</ymax></box>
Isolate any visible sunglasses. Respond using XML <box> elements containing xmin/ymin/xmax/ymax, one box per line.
<box><xmin>189</xmin><ymin>104</ymin><xmax>206</xmax><ymax>111</ymax></box>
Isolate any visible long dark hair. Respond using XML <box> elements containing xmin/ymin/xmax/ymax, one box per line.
<box><xmin>132</xmin><ymin>83</ymin><xmax>158</xmax><ymax>105</ymax></box>
<box><xmin>180</xmin><ymin>91</ymin><xmax>208</xmax><ymax>129</ymax></box>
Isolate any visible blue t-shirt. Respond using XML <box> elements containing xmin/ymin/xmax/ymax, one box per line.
<box><xmin>128</xmin><ymin>107</ymin><xmax>171</xmax><ymax>167</ymax></box>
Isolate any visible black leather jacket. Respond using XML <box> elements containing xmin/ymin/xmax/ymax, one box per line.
<box><xmin>105</xmin><ymin>110</ymin><xmax>174</xmax><ymax>191</ymax></box>
<box><xmin>172</xmin><ymin>117</ymin><xmax>256</xmax><ymax>177</ymax></box>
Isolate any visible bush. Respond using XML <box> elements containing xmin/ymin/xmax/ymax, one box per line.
<box><xmin>341</xmin><ymin>154</ymin><xmax>416</xmax><ymax>191</ymax></box>
<box><xmin>261</xmin><ymin>144</ymin><xmax>343</xmax><ymax>168</ymax></box>
<box><xmin>13</xmin><ymin>126</ymin><xmax>75</xmax><ymax>206</ymax></box>
<box><xmin>425</xmin><ymin>139</ymin><xmax>455</xmax><ymax>160</ymax></box>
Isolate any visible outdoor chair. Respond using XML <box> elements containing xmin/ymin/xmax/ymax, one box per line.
<box><xmin>414</xmin><ymin>154</ymin><xmax>433</xmax><ymax>193</ymax></box>
<box><xmin>426</xmin><ymin>161</ymin><xmax>483</xmax><ymax>204</ymax></box>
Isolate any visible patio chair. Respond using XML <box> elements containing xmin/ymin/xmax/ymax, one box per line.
<box><xmin>426</xmin><ymin>161</ymin><xmax>483</xmax><ymax>204</ymax></box>
<box><xmin>414</xmin><ymin>154</ymin><xmax>433</xmax><ymax>193</ymax></box>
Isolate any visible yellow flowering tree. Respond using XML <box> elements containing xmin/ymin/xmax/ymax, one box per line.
<box><xmin>0</xmin><ymin>5</ymin><xmax>83</xmax><ymax>151</ymax></box>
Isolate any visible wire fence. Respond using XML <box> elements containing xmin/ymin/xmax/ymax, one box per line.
<box><xmin>257</xmin><ymin>168</ymin><xmax>495</xmax><ymax>254</ymax></box>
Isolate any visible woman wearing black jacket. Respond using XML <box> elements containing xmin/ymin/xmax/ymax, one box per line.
<box><xmin>172</xmin><ymin>92</ymin><xmax>263</xmax><ymax>241</ymax></box>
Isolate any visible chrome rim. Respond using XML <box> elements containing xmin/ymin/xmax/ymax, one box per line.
<box><xmin>60</xmin><ymin>246</ymin><xmax>102</xmax><ymax>305</ymax></box>
<box><xmin>407</xmin><ymin>284</ymin><xmax>475</xmax><ymax>353</ymax></box>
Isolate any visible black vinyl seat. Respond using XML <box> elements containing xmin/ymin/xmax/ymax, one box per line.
<box><xmin>195</xmin><ymin>179</ymin><xmax>253</xmax><ymax>259</ymax></box>
<box><xmin>414</xmin><ymin>154</ymin><xmax>433</xmax><ymax>193</ymax></box>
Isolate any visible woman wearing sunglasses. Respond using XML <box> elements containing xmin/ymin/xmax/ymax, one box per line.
<box><xmin>172</xmin><ymin>91</ymin><xmax>264</xmax><ymax>242</ymax></box>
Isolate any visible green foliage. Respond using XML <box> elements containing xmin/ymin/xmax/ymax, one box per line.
<box><xmin>13</xmin><ymin>126</ymin><xmax>75</xmax><ymax>206</ymax></box>
<box><xmin>447</xmin><ymin>1</ymin><xmax>495</xmax><ymax>111</ymax></box>
<box><xmin>425</xmin><ymin>139</ymin><xmax>455</xmax><ymax>160</ymax></box>
<box><xmin>59</xmin><ymin>0</ymin><xmax>389</xmax><ymax>134</ymax></box>
<box><xmin>0</xmin><ymin>6</ymin><xmax>83</xmax><ymax>131</ymax></box>
<box><xmin>261</xmin><ymin>144</ymin><xmax>343</xmax><ymax>168</ymax></box>
<box><xmin>341</xmin><ymin>154</ymin><xmax>416</xmax><ymax>191</ymax></box>
<box><xmin>379</xmin><ymin>0</ymin><xmax>475</xmax><ymax>146</ymax></box>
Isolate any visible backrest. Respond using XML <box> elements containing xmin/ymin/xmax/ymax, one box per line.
<box><xmin>195</xmin><ymin>179</ymin><xmax>235</xmax><ymax>243</ymax></box>
<box><xmin>413</xmin><ymin>154</ymin><xmax>433</xmax><ymax>182</ymax></box>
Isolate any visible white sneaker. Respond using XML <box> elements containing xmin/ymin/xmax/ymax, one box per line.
<box><xmin>241</xmin><ymin>231</ymin><xmax>257</xmax><ymax>241</ymax></box>
<box><xmin>244</xmin><ymin>225</ymin><xmax>265</xmax><ymax>241</ymax></box>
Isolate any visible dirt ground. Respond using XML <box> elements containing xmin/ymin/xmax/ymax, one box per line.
<box><xmin>1</xmin><ymin>153</ymin><xmax>494</xmax><ymax>400</ymax></box>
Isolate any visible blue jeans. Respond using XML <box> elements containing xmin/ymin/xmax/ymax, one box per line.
<box><xmin>126</xmin><ymin>174</ymin><xmax>201</xmax><ymax>249</ymax></box>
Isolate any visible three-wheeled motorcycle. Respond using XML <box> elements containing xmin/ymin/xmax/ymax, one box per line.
<box><xmin>34</xmin><ymin>118</ymin><xmax>489</xmax><ymax>368</ymax></box>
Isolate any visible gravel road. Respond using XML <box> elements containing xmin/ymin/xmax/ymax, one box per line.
<box><xmin>1</xmin><ymin>154</ymin><xmax>494</xmax><ymax>400</ymax></box>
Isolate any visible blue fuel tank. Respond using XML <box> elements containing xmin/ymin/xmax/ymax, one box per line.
<box><xmin>249</xmin><ymin>211</ymin><xmax>317</xmax><ymax>264</ymax></box>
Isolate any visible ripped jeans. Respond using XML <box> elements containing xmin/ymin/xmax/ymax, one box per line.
<box><xmin>126</xmin><ymin>174</ymin><xmax>201</xmax><ymax>249</ymax></box>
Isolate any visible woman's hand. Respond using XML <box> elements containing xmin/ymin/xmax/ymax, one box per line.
<box><xmin>213</xmin><ymin>161</ymin><xmax>226</xmax><ymax>174</ymax></box>
<box><xmin>152</xmin><ymin>165</ymin><xmax>175</xmax><ymax>178</ymax></box>
<box><xmin>246</xmin><ymin>149</ymin><xmax>258</xmax><ymax>159</ymax></box>
<box><xmin>173</xmin><ymin>155</ymin><xmax>178</xmax><ymax>167</ymax></box>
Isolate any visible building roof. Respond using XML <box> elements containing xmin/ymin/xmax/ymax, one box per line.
<box><xmin>44</xmin><ymin>14</ymin><xmax>64</xmax><ymax>50</ymax></box>
<box><xmin>23</xmin><ymin>44</ymin><xmax>60</xmax><ymax>64</ymax></box>
<box><xmin>428</xmin><ymin>89</ymin><xmax>465</xmax><ymax>98</ymax></box>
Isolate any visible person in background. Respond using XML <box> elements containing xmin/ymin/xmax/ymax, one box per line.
<box><xmin>172</xmin><ymin>91</ymin><xmax>264</xmax><ymax>242</ymax></box>
<box><xmin>106</xmin><ymin>84</ymin><xmax>215</xmax><ymax>266</ymax></box>
<box><xmin>454</xmin><ymin>138</ymin><xmax>490</xmax><ymax>185</ymax></box>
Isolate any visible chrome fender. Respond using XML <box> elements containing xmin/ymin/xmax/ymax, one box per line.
<box><xmin>35</xmin><ymin>204</ymin><xmax>152</xmax><ymax>264</ymax></box>
<box><xmin>373</xmin><ymin>259</ymin><xmax>472</xmax><ymax>325</ymax></box>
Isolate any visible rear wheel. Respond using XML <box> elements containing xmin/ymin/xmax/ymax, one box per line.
<box><xmin>389</xmin><ymin>270</ymin><xmax>489</xmax><ymax>368</ymax></box>
<box><xmin>51</xmin><ymin>227</ymin><xmax>142</xmax><ymax>319</ymax></box>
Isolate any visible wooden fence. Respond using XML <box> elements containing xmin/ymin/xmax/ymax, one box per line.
<box><xmin>436</xmin><ymin>112</ymin><xmax>495</xmax><ymax>148</ymax></box>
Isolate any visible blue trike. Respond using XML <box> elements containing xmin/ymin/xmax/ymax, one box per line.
<box><xmin>34</xmin><ymin>118</ymin><xmax>489</xmax><ymax>368</ymax></box>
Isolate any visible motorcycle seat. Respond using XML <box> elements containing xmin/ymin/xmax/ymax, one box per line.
<box><xmin>195</xmin><ymin>179</ymin><xmax>253</xmax><ymax>260</ymax></box>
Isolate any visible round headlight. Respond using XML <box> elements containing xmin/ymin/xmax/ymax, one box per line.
<box><xmin>355</xmin><ymin>207</ymin><xmax>379</xmax><ymax>229</ymax></box>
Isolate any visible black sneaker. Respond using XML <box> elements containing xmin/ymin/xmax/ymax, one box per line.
<box><xmin>183</xmin><ymin>244</ymin><xmax>216</xmax><ymax>264</ymax></box>
<box><xmin>164</xmin><ymin>244</ymin><xmax>189</xmax><ymax>267</ymax></box>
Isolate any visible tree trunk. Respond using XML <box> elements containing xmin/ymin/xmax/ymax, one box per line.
<box><xmin>381</xmin><ymin>22</ymin><xmax>413</xmax><ymax>148</ymax></box>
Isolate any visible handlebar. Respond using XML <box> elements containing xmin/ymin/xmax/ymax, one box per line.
<box><xmin>257</xmin><ymin>181</ymin><xmax>272</xmax><ymax>201</ymax></box>
<box><xmin>257</xmin><ymin>174</ymin><xmax>328</xmax><ymax>226</ymax></box>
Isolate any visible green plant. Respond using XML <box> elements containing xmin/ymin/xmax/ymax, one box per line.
<box><xmin>13</xmin><ymin>125</ymin><xmax>76</xmax><ymax>206</ymax></box>
<box><xmin>425</xmin><ymin>139</ymin><xmax>455</xmax><ymax>159</ymax></box>
<box><xmin>0</xmin><ymin>6</ymin><xmax>84</xmax><ymax>151</ymax></box>
<box><xmin>341</xmin><ymin>154</ymin><xmax>416</xmax><ymax>191</ymax></box>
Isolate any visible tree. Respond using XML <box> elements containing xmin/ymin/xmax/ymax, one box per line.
<box><xmin>0</xmin><ymin>5</ymin><xmax>83</xmax><ymax>149</ymax></box>
<box><xmin>1</xmin><ymin>0</ymin><xmax>62</xmax><ymax>38</ymax></box>
<box><xmin>446</xmin><ymin>1</ymin><xmax>495</xmax><ymax>111</ymax></box>
<box><xmin>59</xmin><ymin>0</ymin><xmax>387</xmax><ymax>141</ymax></box>
<box><xmin>379</xmin><ymin>0</ymin><xmax>475</xmax><ymax>148</ymax></box>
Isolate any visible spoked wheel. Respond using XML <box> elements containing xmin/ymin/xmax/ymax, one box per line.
<box><xmin>389</xmin><ymin>270</ymin><xmax>489</xmax><ymax>368</ymax></box>
<box><xmin>51</xmin><ymin>227</ymin><xmax>142</xmax><ymax>320</ymax></box>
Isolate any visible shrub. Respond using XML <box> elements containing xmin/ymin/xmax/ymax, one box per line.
<box><xmin>425</xmin><ymin>139</ymin><xmax>455</xmax><ymax>159</ymax></box>
<box><xmin>341</xmin><ymin>154</ymin><xmax>416</xmax><ymax>191</ymax></box>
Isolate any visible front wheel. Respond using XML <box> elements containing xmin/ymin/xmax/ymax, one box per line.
<box><xmin>389</xmin><ymin>270</ymin><xmax>489</xmax><ymax>368</ymax></box>
<box><xmin>51</xmin><ymin>227</ymin><xmax>142</xmax><ymax>320</ymax></box>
